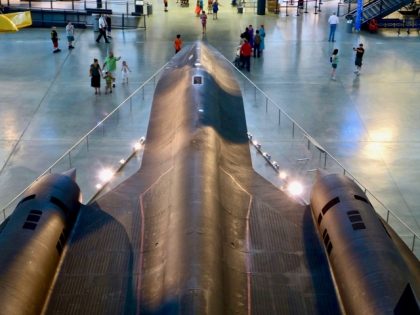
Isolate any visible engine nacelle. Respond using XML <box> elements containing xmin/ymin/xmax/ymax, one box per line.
<box><xmin>310</xmin><ymin>173</ymin><xmax>420</xmax><ymax>315</ymax></box>
<box><xmin>0</xmin><ymin>170</ymin><xmax>81</xmax><ymax>315</ymax></box>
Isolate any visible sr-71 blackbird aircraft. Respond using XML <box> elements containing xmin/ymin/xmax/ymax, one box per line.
<box><xmin>0</xmin><ymin>42</ymin><xmax>419</xmax><ymax>315</ymax></box>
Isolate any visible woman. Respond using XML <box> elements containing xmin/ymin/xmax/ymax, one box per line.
<box><xmin>90</xmin><ymin>59</ymin><xmax>102</xmax><ymax>95</ymax></box>
<box><xmin>259</xmin><ymin>24</ymin><xmax>265</xmax><ymax>53</ymax></box>
<box><xmin>330</xmin><ymin>49</ymin><xmax>339</xmax><ymax>80</ymax></box>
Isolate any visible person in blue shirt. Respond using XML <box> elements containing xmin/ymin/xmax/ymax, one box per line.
<box><xmin>212</xmin><ymin>0</ymin><xmax>219</xmax><ymax>19</ymax></box>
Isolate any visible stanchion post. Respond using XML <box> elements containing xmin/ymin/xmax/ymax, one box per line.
<box><xmin>411</xmin><ymin>235</ymin><xmax>416</xmax><ymax>252</ymax></box>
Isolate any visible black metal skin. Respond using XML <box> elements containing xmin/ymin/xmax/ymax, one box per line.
<box><xmin>0</xmin><ymin>172</ymin><xmax>81</xmax><ymax>315</ymax></box>
<box><xmin>310</xmin><ymin>173</ymin><xmax>420</xmax><ymax>315</ymax></box>
<box><xmin>136</xmin><ymin>43</ymin><xmax>252</xmax><ymax>314</ymax></box>
<box><xmin>43</xmin><ymin>43</ymin><xmax>340</xmax><ymax>315</ymax></box>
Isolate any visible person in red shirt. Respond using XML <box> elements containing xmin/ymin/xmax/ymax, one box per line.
<box><xmin>174</xmin><ymin>34</ymin><xmax>182</xmax><ymax>54</ymax></box>
<box><xmin>240</xmin><ymin>39</ymin><xmax>252</xmax><ymax>71</ymax></box>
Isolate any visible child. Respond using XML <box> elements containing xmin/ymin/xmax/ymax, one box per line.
<box><xmin>330</xmin><ymin>49</ymin><xmax>339</xmax><ymax>80</ymax></box>
<box><xmin>51</xmin><ymin>26</ymin><xmax>61</xmax><ymax>53</ymax></box>
<box><xmin>174</xmin><ymin>34</ymin><xmax>182</xmax><ymax>54</ymax></box>
<box><xmin>200</xmin><ymin>11</ymin><xmax>207</xmax><ymax>34</ymax></box>
<box><xmin>121</xmin><ymin>61</ymin><xmax>131</xmax><ymax>84</ymax></box>
<box><xmin>65</xmin><ymin>21</ymin><xmax>75</xmax><ymax>49</ymax></box>
<box><xmin>104</xmin><ymin>71</ymin><xmax>115</xmax><ymax>94</ymax></box>
<box><xmin>195</xmin><ymin>1</ymin><xmax>201</xmax><ymax>16</ymax></box>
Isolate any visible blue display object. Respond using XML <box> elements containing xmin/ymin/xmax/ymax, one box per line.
<box><xmin>355</xmin><ymin>0</ymin><xmax>363</xmax><ymax>31</ymax></box>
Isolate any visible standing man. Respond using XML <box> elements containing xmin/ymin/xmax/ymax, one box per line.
<box><xmin>174</xmin><ymin>34</ymin><xmax>183</xmax><ymax>54</ymax></box>
<box><xmin>103</xmin><ymin>52</ymin><xmax>121</xmax><ymax>87</ymax></box>
<box><xmin>212</xmin><ymin>0</ymin><xmax>219</xmax><ymax>19</ymax></box>
<box><xmin>96</xmin><ymin>14</ymin><xmax>110</xmax><ymax>43</ymax></box>
<box><xmin>240</xmin><ymin>39</ymin><xmax>252</xmax><ymax>72</ymax></box>
<box><xmin>328</xmin><ymin>12</ymin><xmax>339</xmax><ymax>42</ymax></box>
<box><xmin>353</xmin><ymin>43</ymin><xmax>365</xmax><ymax>75</ymax></box>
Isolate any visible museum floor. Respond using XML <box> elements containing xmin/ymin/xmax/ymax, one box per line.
<box><xmin>0</xmin><ymin>0</ymin><xmax>419</xmax><ymax>252</ymax></box>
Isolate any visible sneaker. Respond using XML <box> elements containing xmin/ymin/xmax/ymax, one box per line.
<box><xmin>112</xmin><ymin>83</ymin><xmax>115</xmax><ymax>88</ymax></box>
<box><xmin>96</xmin><ymin>40</ymin><xmax>100</xmax><ymax>43</ymax></box>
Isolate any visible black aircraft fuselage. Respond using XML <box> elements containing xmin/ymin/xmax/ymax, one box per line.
<box><xmin>0</xmin><ymin>42</ymin><xmax>418</xmax><ymax>315</ymax></box>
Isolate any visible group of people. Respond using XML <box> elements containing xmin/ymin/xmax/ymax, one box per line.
<box><xmin>50</xmin><ymin>21</ymin><xmax>75</xmax><ymax>53</ymax></box>
<box><xmin>237</xmin><ymin>24</ymin><xmax>266</xmax><ymax>72</ymax></box>
<box><xmin>195</xmin><ymin>0</ymin><xmax>219</xmax><ymax>19</ymax></box>
<box><xmin>330</xmin><ymin>43</ymin><xmax>365</xmax><ymax>80</ymax></box>
<box><xmin>89</xmin><ymin>52</ymin><xmax>132</xmax><ymax>95</ymax></box>
<box><xmin>327</xmin><ymin>12</ymin><xmax>367</xmax><ymax>79</ymax></box>
<box><xmin>50</xmin><ymin>14</ymin><xmax>112</xmax><ymax>53</ymax></box>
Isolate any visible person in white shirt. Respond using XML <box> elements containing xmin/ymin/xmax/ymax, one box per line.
<box><xmin>96</xmin><ymin>15</ymin><xmax>110</xmax><ymax>43</ymax></box>
<box><xmin>65</xmin><ymin>21</ymin><xmax>75</xmax><ymax>49</ymax></box>
<box><xmin>328</xmin><ymin>12</ymin><xmax>339</xmax><ymax>42</ymax></box>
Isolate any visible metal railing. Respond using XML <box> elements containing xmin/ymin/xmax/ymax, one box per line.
<box><xmin>0</xmin><ymin>53</ymin><xmax>418</xmax><ymax>257</ymax></box>
<box><xmin>0</xmin><ymin>0</ymin><xmax>146</xmax><ymax>15</ymax></box>
<box><xmin>0</xmin><ymin>63</ymin><xmax>168</xmax><ymax>222</ymax></box>
<box><xmin>266</xmin><ymin>0</ymin><xmax>324</xmax><ymax>15</ymax></box>
<box><xmin>222</xmin><ymin>54</ymin><xmax>420</xmax><ymax>256</ymax></box>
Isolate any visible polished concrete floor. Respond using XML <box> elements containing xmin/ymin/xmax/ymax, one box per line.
<box><xmin>0</xmin><ymin>1</ymin><xmax>420</xmax><ymax>250</ymax></box>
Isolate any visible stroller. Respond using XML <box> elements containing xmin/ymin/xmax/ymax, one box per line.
<box><xmin>233</xmin><ymin>45</ymin><xmax>242</xmax><ymax>68</ymax></box>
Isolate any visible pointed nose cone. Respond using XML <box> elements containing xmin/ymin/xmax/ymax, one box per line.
<box><xmin>62</xmin><ymin>168</ymin><xmax>77</xmax><ymax>181</ymax></box>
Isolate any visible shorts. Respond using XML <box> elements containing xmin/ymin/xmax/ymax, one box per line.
<box><xmin>355</xmin><ymin>58</ymin><xmax>363</xmax><ymax>67</ymax></box>
<box><xmin>332</xmin><ymin>64</ymin><xmax>337</xmax><ymax>69</ymax></box>
<box><xmin>67</xmin><ymin>35</ymin><xmax>74</xmax><ymax>42</ymax></box>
